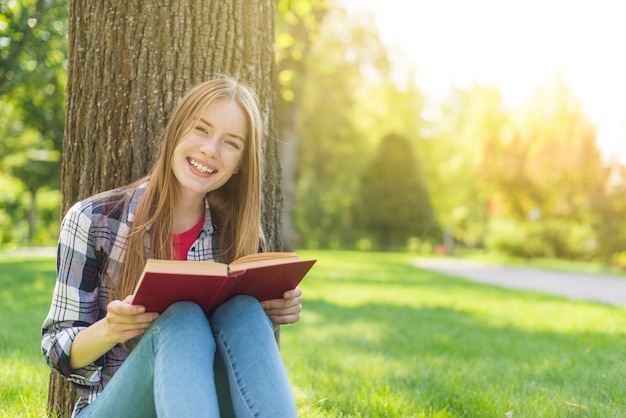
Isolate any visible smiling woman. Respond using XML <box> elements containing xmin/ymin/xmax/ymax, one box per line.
<box><xmin>171</xmin><ymin>98</ymin><xmax>248</xmax><ymax>219</ymax></box>
<box><xmin>41</xmin><ymin>76</ymin><xmax>302</xmax><ymax>418</ymax></box>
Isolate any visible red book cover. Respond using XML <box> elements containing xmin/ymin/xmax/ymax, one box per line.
<box><xmin>131</xmin><ymin>254</ymin><xmax>316</xmax><ymax>314</ymax></box>
<box><xmin>229</xmin><ymin>260</ymin><xmax>317</xmax><ymax>301</ymax></box>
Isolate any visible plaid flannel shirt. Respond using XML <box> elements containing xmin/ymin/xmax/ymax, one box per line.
<box><xmin>41</xmin><ymin>183</ymin><xmax>219</xmax><ymax>416</ymax></box>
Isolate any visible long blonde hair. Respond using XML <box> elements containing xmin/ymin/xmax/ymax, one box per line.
<box><xmin>112</xmin><ymin>76</ymin><xmax>264</xmax><ymax>302</ymax></box>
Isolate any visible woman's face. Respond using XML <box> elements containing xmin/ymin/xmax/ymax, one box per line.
<box><xmin>171</xmin><ymin>98</ymin><xmax>247</xmax><ymax>204</ymax></box>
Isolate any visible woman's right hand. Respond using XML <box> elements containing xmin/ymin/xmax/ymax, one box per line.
<box><xmin>105</xmin><ymin>295</ymin><xmax>159</xmax><ymax>344</ymax></box>
<box><xmin>70</xmin><ymin>296</ymin><xmax>159</xmax><ymax>369</ymax></box>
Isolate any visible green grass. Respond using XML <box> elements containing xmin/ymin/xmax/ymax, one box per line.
<box><xmin>282</xmin><ymin>250</ymin><xmax>626</xmax><ymax>417</ymax></box>
<box><xmin>2</xmin><ymin>250</ymin><xmax>625</xmax><ymax>417</ymax></box>
<box><xmin>0</xmin><ymin>255</ymin><xmax>55</xmax><ymax>418</ymax></box>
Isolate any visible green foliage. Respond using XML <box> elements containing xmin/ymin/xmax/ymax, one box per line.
<box><xmin>424</xmin><ymin>84</ymin><xmax>507</xmax><ymax>248</ymax></box>
<box><xmin>0</xmin><ymin>171</ymin><xmax>59</xmax><ymax>246</ymax></box>
<box><xmin>292</xmin><ymin>6</ymin><xmax>386</xmax><ymax>248</ymax></box>
<box><xmin>1</xmin><ymin>0</ymin><xmax>623</xmax><ymax>261</ymax></box>
<box><xmin>1</xmin><ymin>113</ymin><xmax>61</xmax><ymax>192</ymax></box>
<box><xmin>0</xmin><ymin>0</ymin><xmax>67</xmax><ymax>245</ymax></box>
<box><xmin>0</xmin><ymin>173</ymin><xmax>25</xmax><ymax>244</ymax></box>
<box><xmin>282</xmin><ymin>250</ymin><xmax>626</xmax><ymax>417</ymax></box>
<box><xmin>276</xmin><ymin>0</ymin><xmax>329</xmax><ymax>102</ymax></box>
<box><xmin>588</xmin><ymin>163</ymin><xmax>626</xmax><ymax>265</ymax></box>
<box><xmin>485</xmin><ymin>218</ymin><xmax>596</xmax><ymax>260</ymax></box>
<box><xmin>287</xmin><ymin>6</ymin><xmax>431</xmax><ymax>249</ymax></box>
<box><xmin>0</xmin><ymin>0</ymin><xmax>67</xmax><ymax>149</ymax></box>
<box><xmin>353</xmin><ymin>133</ymin><xmax>439</xmax><ymax>251</ymax></box>
<box><xmin>480</xmin><ymin>75</ymin><xmax>609</xmax><ymax>259</ymax></box>
<box><xmin>352</xmin><ymin>78</ymin><xmax>425</xmax><ymax>148</ymax></box>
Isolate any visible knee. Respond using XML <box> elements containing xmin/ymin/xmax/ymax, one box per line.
<box><xmin>162</xmin><ymin>301</ymin><xmax>206</xmax><ymax>322</ymax></box>
<box><xmin>219</xmin><ymin>295</ymin><xmax>263</xmax><ymax>316</ymax></box>
<box><xmin>211</xmin><ymin>295</ymin><xmax>270</xmax><ymax>330</ymax></box>
<box><xmin>145</xmin><ymin>302</ymin><xmax>216</xmax><ymax>361</ymax></box>
<box><xmin>228</xmin><ymin>294</ymin><xmax>261</xmax><ymax>309</ymax></box>
<box><xmin>156</xmin><ymin>302</ymin><xmax>213</xmax><ymax>339</ymax></box>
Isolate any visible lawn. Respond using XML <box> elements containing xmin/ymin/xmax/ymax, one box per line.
<box><xmin>0</xmin><ymin>255</ymin><xmax>55</xmax><ymax>418</ymax></box>
<box><xmin>282</xmin><ymin>250</ymin><xmax>625</xmax><ymax>417</ymax></box>
<box><xmin>1</xmin><ymin>250</ymin><xmax>624</xmax><ymax>417</ymax></box>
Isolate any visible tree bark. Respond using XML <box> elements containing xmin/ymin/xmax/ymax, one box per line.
<box><xmin>279</xmin><ymin>98</ymin><xmax>300</xmax><ymax>250</ymax></box>
<box><xmin>48</xmin><ymin>1</ymin><xmax>280</xmax><ymax>416</ymax></box>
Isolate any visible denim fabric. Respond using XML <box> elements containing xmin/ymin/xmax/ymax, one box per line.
<box><xmin>78</xmin><ymin>296</ymin><xmax>297</xmax><ymax>418</ymax></box>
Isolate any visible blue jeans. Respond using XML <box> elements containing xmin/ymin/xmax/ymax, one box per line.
<box><xmin>78</xmin><ymin>296</ymin><xmax>297</xmax><ymax>418</ymax></box>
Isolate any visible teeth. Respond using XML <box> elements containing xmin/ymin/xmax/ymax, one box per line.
<box><xmin>189</xmin><ymin>159</ymin><xmax>214</xmax><ymax>174</ymax></box>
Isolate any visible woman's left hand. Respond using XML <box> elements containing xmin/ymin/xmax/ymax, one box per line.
<box><xmin>261</xmin><ymin>287</ymin><xmax>303</xmax><ymax>326</ymax></box>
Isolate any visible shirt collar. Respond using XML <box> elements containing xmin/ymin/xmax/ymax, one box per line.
<box><xmin>126</xmin><ymin>182</ymin><xmax>215</xmax><ymax>236</ymax></box>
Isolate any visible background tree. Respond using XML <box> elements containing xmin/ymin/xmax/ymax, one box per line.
<box><xmin>353</xmin><ymin>133</ymin><xmax>439</xmax><ymax>251</ymax></box>
<box><xmin>47</xmin><ymin>0</ymin><xmax>281</xmax><ymax>416</ymax></box>
<box><xmin>590</xmin><ymin>162</ymin><xmax>626</xmax><ymax>265</ymax></box>
<box><xmin>276</xmin><ymin>0</ymin><xmax>328</xmax><ymax>250</ymax></box>
<box><xmin>292</xmin><ymin>6</ymin><xmax>391</xmax><ymax>248</ymax></box>
<box><xmin>422</xmin><ymin>84</ymin><xmax>507</xmax><ymax>248</ymax></box>
<box><xmin>479</xmin><ymin>74</ymin><xmax>604</xmax><ymax>259</ymax></box>
<box><xmin>0</xmin><ymin>0</ymin><xmax>67</xmax><ymax>244</ymax></box>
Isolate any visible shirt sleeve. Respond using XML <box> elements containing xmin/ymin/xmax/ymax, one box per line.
<box><xmin>41</xmin><ymin>200</ymin><xmax>106</xmax><ymax>387</ymax></box>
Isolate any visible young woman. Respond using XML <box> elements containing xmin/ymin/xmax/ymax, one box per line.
<box><xmin>42</xmin><ymin>76</ymin><xmax>302</xmax><ymax>418</ymax></box>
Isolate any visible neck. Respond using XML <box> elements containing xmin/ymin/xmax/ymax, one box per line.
<box><xmin>172</xmin><ymin>196</ymin><xmax>205</xmax><ymax>234</ymax></box>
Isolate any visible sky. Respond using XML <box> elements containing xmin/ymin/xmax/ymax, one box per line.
<box><xmin>349</xmin><ymin>0</ymin><xmax>626</xmax><ymax>161</ymax></box>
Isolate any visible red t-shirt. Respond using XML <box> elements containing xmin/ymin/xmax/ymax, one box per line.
<box><xmin>172</xmin><ymin>214</ymin><xmax>205</xmax><ymax>260</ymax></box>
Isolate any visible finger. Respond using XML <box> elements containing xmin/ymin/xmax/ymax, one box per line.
<box><xmin>283</xmin><ymin>287</ymin><xmax>302</xmax><ymax>299</ymax></box>
<box><xmin>262</xmin><ymin>287</ymin><xmax>303</xmax><ymax>308</ymax></box>
<box><xmin>268</xmin><ymin>311</ymin><xmax>301</xmax><ymax>325</ymax></box>
<box><xmin>262</xmin><ymin>302</ymin><xmax>300</xmax><ymax>315</ymax></box>
<box><xmin>107</xmin><ymin>310</ymin><xmax>159</xmax><ymax>325</ymax></box>
<box><xmin>262</xmin><ymin>294</ymin><xmax>303</xmax><ymax>311</ymax></box>
<box><xmin>108</xmin><ymin>297</ymin><xmax>147</xmax><ymax>315</ymax></box>
<box><xmin>108</xmin><ymin>320</ymin><xmax>154</xmax><ymax>334</ymax></box>
<box><xmin>263</xmin><ymin>302</ymin><xmax>302</xmax><ymax>316</ymax></box>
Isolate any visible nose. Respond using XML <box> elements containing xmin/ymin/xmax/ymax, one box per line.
<box><xmin>200</xmin><ymin>135</ymin><xmax>220</xmax><ymax>157</ymax></box>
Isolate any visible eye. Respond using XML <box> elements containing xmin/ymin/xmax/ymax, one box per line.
<box><xmin>195</xmin><ymin>125</ymin><xmax>210</xmax><ymax>135</ymax></box>
<box><xmin>225</xmin><ymin>139</ymin><xmax>242</xmax><ymax>150</ymax></box>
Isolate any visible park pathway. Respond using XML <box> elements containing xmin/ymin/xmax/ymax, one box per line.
<box><xmin>0</xmin><ymin>247</ymin><xmax>56</xmax><ymax>258</ymax></box>
<box><xmin>413</xmin><ymin>258</ymin><xmax>626</xmax><ymax>308</ymax></box>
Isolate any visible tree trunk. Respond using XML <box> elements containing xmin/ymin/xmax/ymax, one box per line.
<box><xmin>48</xmin><ymin>1</ymin><xmax>280</xmax><ymax>416</ymax></box>
<box><xmin>279</xmin><ymin>99</ymin><xmax>299</xmax><ymax>251</ymax></box>
<box><xmin>28</xmin><ymin>188</ymin><xmax>37</xmax><ymax>244</ymax></box>
<box><xmin>276</xmin><ymin>4</ymin><xmax>327</xmax><ymax>250</ymax></box>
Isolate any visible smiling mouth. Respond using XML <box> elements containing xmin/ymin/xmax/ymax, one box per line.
<box><xmin>189</xmin><ymin>158</ymin><xmax>215</xmax><ymax>174</ymax></box>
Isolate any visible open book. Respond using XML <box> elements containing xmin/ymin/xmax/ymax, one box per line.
<box><xmin>132</xmin><ymin>252</ymin><xmax>316</xmax><ymax>314</ymax></box>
